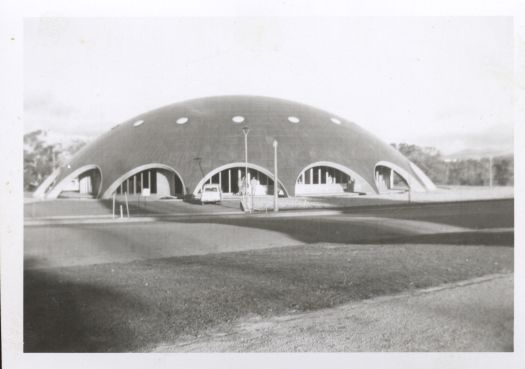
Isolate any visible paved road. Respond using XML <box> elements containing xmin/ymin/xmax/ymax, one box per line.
<box><xmin>24</xmin><ymin>197</ymin><xmax>242</xmax><ymax>219</ymax></box>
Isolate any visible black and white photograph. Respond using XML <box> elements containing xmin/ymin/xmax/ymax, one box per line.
<box><xmin>2</xmin><ymin>3</ymin><xmax>524</xmax><ymax>369</ymax></box>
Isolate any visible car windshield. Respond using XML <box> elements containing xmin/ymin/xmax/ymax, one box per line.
<box><xmin>205</xmin><ymin>187</ymin><xmax>218</xmax><ymax>192</ymax></box>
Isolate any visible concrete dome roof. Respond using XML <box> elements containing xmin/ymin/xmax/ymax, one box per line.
<box><xmin>40</xmin><ymin>95</ymin><xmax>434</xmax><ymax>198</ymax></box>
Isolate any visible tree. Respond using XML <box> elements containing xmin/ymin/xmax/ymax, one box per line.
<box><xmin>391</xmin><ymin>143</ymin><xmax>514</xmax><ymax>186</ymax></box>
<box><xmin>391</xmin><ymin>143</ymin><xmax>448</xmax><ymax>184</ymax></box>
<box><xmin>23</xmin><ymin>130</ymin><xmax>87</xmax><ymax>191</ymax></box>
<box><xmin>492</xmin><ymin>155</ymin><xmax>513</xmax><ymax>185</ymax></box>
<box><xmin>448</xmin><ymin>159</ymin><xmax>487</xmax><ymax>186</ymax></box>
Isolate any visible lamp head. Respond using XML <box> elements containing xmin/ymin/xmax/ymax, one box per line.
<box><xmin>242</xmin><ymin>126</ymin><xmax>249</xmax><ymax>135</ymax></box>
<box><xmin>273</xmin><ymin>139</ymin><xmax>278</xmax><ymax>148</ymax></box>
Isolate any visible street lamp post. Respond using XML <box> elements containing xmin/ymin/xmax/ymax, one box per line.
<box><xmin>489</xmin><ymin>156</ymin><xmax>493</xmax><ymax>188</ymax></box>
<box><xmin>242</xmin><ymin>126</ymin><xmax>250</xmax><ymax>211</ymax></box>
<box><xmin>273</xmin><ymin>139</ymin><xmax>279</xmax><ymax>212</ymax></box>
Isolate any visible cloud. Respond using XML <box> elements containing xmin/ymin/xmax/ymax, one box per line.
<box><xmin>413</xmin><ymin>124</ymin><xmax>513</xmax><ymax>155</ymax></box>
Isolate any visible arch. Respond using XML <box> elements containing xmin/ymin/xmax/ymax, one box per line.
<box><xmin>46</xmin><ymin>165</ymin><xmax>103</xmax><ymax>199</ymax></box>
<box><xmin>409</xmin><ymin>161</ymin><xmax>437</xmax><ymax>190</ymax></box>
<box><xmin>295</xmin><ymin>161</ymin><xmax>376</xmax><ymax>195</ymax></box>
<box><xmin>193</xmin><ymin>162</ymin><xmax>290</xmax><ymax>197</ymax></box>
<box><xmin>102</xmin><ymin>163</ymin><xmax>185</xmax><ymax>199</ymax></box>
<box><xmin>33</xmin><ymin>168</ymin><xmax>61</xmax><ymax>199</ymax></box>
<box><xmin>374</xmin><ymin>160</ymin><xmax>425</xmax><ymax>192</ymax></box>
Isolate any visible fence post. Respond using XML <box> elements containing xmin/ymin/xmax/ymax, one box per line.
<box><xmin>120</xmin><ymin>205</ymin><xmax>124</xmax><ymax>219</ymax></box>
<box><xmin>112</xmin><ymin>193</ymin><xmax>116</xmax><ymax>219</ymax></box>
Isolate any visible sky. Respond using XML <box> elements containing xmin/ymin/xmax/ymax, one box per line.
<box><xmin>24</xmin><ymin>17</ymin><xmax>514</xmax><ymax>155</ymax></box>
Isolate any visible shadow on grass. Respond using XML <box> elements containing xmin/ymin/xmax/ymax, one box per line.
<box><xmin>24</xmin><ymin>259</ymin><xmax>149</xmax><ymax>352</ymax></box>
<box><xmin>164</xmin><ymin>215</ymin><xmax>514</xmax><ymax>248</ymax></box>
<box><xmin>371</xmin><ymin>230</ymin><xmax>514</xmax><ymax>247</ymax></box>
<box><xmin>101</xmin><ymin>198</ymin><xmax>514</xmax><ymax>248</ymax></box>
<box><xmin>339</xmin><ymin>198</ymin><xmax>514</xmax><ymax>229</ymax></box>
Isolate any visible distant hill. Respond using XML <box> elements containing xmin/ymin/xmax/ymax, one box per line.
<box><xmin>414</xmin><ymin>124</ymin><xmax>513</xmax><ymax>161</ymax></box>
<box><xmin>444</xmin><ymin>148</ymin><xmax>514</xmax><ymax>161</ymax></box>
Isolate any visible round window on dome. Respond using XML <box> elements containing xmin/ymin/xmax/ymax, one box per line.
<box><xmin>133</xmin><ymin>120</ymin><xmax>145</xmax><ymax>127</ymax></box>
<box><xmin>176</xmin><ymin>117</ymin><xmax>189</xmax><ymax>125</ymax></box>
<box><xmin>288</xmin><ymin>116</ymin><xmax>300</xmax><ymax>124</ymax></box>
<box><xmin>232</xmin><ymin>116</ymin><xmax>245</xmax><ymax>124</ymax></box>
<box><xmin>331</xmin><ymin>117</ymin><xmax>341</xmax><ymax>125</ymax></box>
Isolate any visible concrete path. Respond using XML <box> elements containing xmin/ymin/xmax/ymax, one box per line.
<box><xmin>153</xmin><ymin>273</ymin><xmax>513</xmax><ymax>352</ymax></box>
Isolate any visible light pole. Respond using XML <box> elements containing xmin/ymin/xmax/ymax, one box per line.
<box><xmin>242</xmin><ymin>126</ymin><xmax>250</xmax><ymax>211</ymax></box>
<box><xmin>273</xmin><ymin>139</ymin><xmax>279</xmax><ymax>212</ymax></box>
<box><xmin>489</xmin><ymin>156</ymin><xmax>493</xmax><ymax>188</ymax></box>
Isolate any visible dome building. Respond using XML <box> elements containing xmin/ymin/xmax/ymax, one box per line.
<box><xmin>35</xmin><ymin>96</ymin><xmax>436</xmax><ymax>200</ymax></box>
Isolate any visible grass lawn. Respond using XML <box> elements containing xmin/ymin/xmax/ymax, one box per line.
<box><xmin>24</xmin><ymin>242</ymin><xmax>513</xmax><ymax>352</ymax></box>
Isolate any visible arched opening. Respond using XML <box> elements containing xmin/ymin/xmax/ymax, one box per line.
<box><xmin>33</xmin><ymin>168</ymin><xmax>61</xmax><ymax>199</ymax></box>
<box><xmin>193</xmin><ymin>162</ymin><xmax>289</xmax><ymax>197</ymax></box>
<box><xmin>102</xmin><ymin>163</ymin><xmax>185</xmax><ymax>199</ymax></box>
<box><xmin>295</xmin><ymin>162</ymin><xmax>375</xmax><ymax>195</ymax></box>
<box><xmin>46</xmin><ymin>165</ymin><xmax>102</xmax><ymax>199</ymax></box>
<box><xmin>374</xmin><ymin>161</ymin><xmax>425</xmax><ymax>193</ymax></box>
<box><xmin>409</xmin><ymin>161</ymin><xmax>437</xmax><ymax>190</ymax></box>
<box><xmin>375</xmin><ymin>165</ymin><xmax>408</xmax><ymax>192</ymax></box>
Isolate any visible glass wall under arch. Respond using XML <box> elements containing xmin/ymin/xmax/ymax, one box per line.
<box><xmin>375</xmin><ymin>165</ymin><xmax>409</xmax><ymax>192</ymax></box>
<box><xmin>56</xmin><ymin>168</ymin><xmax>101</xmax><ymax>199</ymax></box>
<box><xmin>295</xmin><ymin>165</ymin><xmax>362</xmax><ymax>195</ymax></box>
<box><xmin>200</xmin><ymin>167</ymin><xmax>283</xmax><ymax>196</ymax></box>
<box><xmin>115</xmin><ymin>168</ymin><xmax>183</xmax><ymax>197</ymax></box>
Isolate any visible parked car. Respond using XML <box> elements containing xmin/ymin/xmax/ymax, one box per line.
<box><xmin>200</xmin><ymin>183</ymin><xmax>222</xmax><ymax>204</ymax></box>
